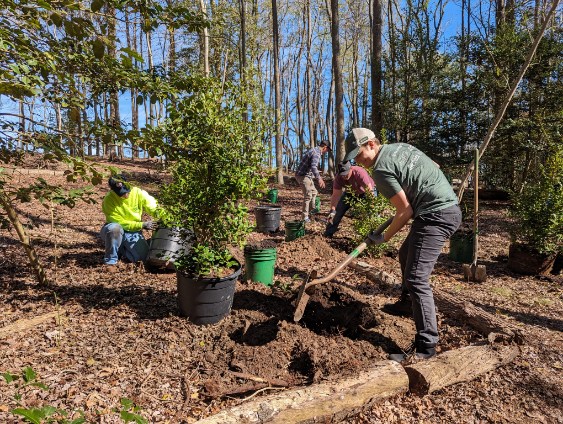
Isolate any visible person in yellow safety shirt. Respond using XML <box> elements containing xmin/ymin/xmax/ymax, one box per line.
<box><xmin>100</xmin><ymin>174</ymin><xmax>159</xmax><ymax>270</ymax></box>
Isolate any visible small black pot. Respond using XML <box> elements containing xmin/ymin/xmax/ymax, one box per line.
<box><xmin>254</xmin><ymin>205</ymin><xmax>282</xmax><ymax>233</ymax></box>
<box><xmin>146</xmin><ymin>227</ymin><xmax>193</xmax><ymax>270</ymax></box>
<box><xmin>176</xmin><ymin>261</ymin><xmax>241</xmax><ymax>325</ymax></box>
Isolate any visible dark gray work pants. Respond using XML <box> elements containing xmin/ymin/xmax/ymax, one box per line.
<box><xmin>399</xmin><ymin>205</ymin><xmax>462</xmax><ymax>347</ymax></box>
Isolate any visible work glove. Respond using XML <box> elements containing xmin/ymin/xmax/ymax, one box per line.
<box><xmin>366</xmin><ymin>232</ymin><xmax>385</xmax><ymax>246</ymax></box>
<box><xmin>327</xmin><ymin>210</ymin><xmax>336</xmax><ymax>224</ymax></box>
<box><xmin>142</xmin><ymin>221</ymin><xmax>157</xmax><ymax>230</ymax></box>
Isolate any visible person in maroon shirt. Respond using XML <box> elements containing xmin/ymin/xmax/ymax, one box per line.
<box><xmin>324</xmin><ymin>161</ymin><xmax>376</xmax><ymax>237</ymax></box>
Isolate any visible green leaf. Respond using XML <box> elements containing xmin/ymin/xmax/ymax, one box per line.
<box><xmin>91</xmin><ymin>0</ymin><xmax>104</xmax><ymax>13</ymax></box>
<box><xmin>50</xmin><ymin>12</ymin><xmax>63</xmax><ymax>27</ymax></box>
<box><xmin>120</xmin><ymin>47</ymin><xmax>144</xmax><ymax>63</ymax></box>
<box><xmin>12</xmin><ymin>406</ymin><xmax>57</xmax><ymax>424</ymax></box>
<box><xmin>22</xmin><ymin>367</ymin><xmax>36</xmax><ymax>383</ymax></box>
<box><xmin>2</xmin><ymin>371</ymin><xmax>16</xmax><ymax>383</ymax></box>
<box><xmin>120</xmin><ymin>411</ymin><xmax>148</xmax><ymax>424</ymax></box>
<box><xmin>93</xmin><ymin>38</ymin><xmax>104</xmax><ymax>59</ymax></box>
<box><xmin>30</xmin><ymin>382</ymin><xmax>49</xmax><ymax>391</ymax></box>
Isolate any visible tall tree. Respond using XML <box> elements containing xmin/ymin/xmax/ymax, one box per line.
<box><xmin>272</xmin><ymin>0</ymin><xmax>284</xmax><ymax>183</ymax></box>
<box><xmin>371</xmin><ymin>0</ymin><xmax>383</xmax><ymax>135</ymax></box>
<box><xmin>330</xmin><ymin>0</ymin><xmax>345</xmax><ymax>162</ymax></box>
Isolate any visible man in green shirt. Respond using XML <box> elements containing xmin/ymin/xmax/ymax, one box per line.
<box><xmin>344</xmin><ymin>128</ymin><xmax>461</xmax><ymax>362</ymax></box>
<box><xmin>100</xmin><ymin>175</ymin><xmax>159</xmax><ymax>271</ymax></box>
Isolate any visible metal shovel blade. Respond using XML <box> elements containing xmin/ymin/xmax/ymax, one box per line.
<box><xmin>293</xmin><ymin>270</ymin><xmax>317</xmax><ymax>322</ymax></box>
<box><xmin>293</xmin><ymin>217</ymin><xmax>393</xmax><ymax>322</ymax></box>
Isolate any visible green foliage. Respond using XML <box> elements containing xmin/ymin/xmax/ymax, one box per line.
<box><xmin>153</xmin><ymin>76</ymin><xmax>269</xmax><ymax>276</ymax></box>
<box><xmin>112</xmin><ymin>398</ymin><xmax>147</xmax><ymax>424</ymax></box>
<box><xmin>2</xmin><ymin>368</ymin><xmax>146</xmax><ymax>424</ymax></box>
<box><xmin>2</xmin><ymin>367</ymin><xmax>84</xmax><ymax>424</ymax></box>
<box><xmin>510</xmin><ymin>147</ymin><xmax>563</xmax><ymax>255</ymax></box>
<box><xmin>347</xmin><ymin>191</ymin><xmax>391</xmax><ymax>255</ymax></box>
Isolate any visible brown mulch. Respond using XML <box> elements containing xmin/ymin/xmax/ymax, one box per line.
<box><xmin>0</xmin><ymin>157</ymin><xmax>561</xmax><ymax>423</ymax></box>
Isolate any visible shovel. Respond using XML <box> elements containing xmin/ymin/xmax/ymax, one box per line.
<box><xmin>462</xmin><ymin>149</ymin><xmax>487</xmax><ymax>282</ymax></box>
<box><xmin>293</xmin><ymin>217</ymin><xmax>393</xmax><ymax>322</ymax></box>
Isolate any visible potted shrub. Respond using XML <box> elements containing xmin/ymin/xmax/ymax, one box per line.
<box><xmin>156</xmin><ymin>76</ymin><xmax>268</xmax><ymax>324</ymax></box>
<box><xmin>508</xmin><ymin>150</ymin><xmax>563</xmax><ymax>275</ymax></box>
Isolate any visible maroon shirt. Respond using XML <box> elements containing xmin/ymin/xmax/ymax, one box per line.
<box><xmin>333</xmin><ymin>166</ymin><xmax>374</xmax><ymax>195</ymax></box>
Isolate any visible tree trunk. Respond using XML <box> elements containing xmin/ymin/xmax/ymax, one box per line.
<box><xmin>199</xmin><ymin>0</ymin><xmax>210</xmax><ymax>76</ymax></box>
<box><xmin>371</xmin><ymin>0</ymin><xmax>383</xmax><ymax>135</ymax></box>
<box><xmin>126</xmin><ymin>9</ymin><xmax>140</xmax><ymax>159</ymax></box>
<box><xmin>330</xmin><ymin>0</ymin><xmax>345</xmax><ymax>163</ymax></box>
<box><xmin>272</xmin><ymin>0</ymin><xmax>284</xmax><ymax>184</ymax></box>
<box><xmin>0</xmin><ymin>191</ymin><xmax>47</xmax><ymax>285</ymax></box>
<box><xmin>305</xmin><ymin>0</ymin><xmax>315</xmax><ymax>148</ymax></box>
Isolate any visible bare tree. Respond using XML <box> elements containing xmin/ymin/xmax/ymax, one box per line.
<box><xmin>371</xmin><ymin>0</ymin><xmax>383</xmax><ymax>134</ymax></box>
<box><xmin>329</xmin><ymin>0</ymin><xmax>345</xmax><ymax>162</ymax></box>
<box><xmin>272</xmin><ymin>0</ymin><xmax>284</xmax><ymax>184</ymax></box>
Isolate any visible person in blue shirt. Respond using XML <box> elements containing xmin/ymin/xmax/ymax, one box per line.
<box><xmin>295</xmin><ymin>141</ymin><xmax>331</xmax><ymax>222</ymax></box>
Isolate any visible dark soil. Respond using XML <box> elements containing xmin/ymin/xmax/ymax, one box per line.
<box><xmin>0</xmin><ymin>157</ymin><xmax>561</xmax><ymax>423</ymax></box>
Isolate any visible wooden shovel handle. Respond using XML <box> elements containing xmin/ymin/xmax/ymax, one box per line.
<box><xmin>306</xmin><ymin>217</ymin><xmax>393</xmax><ymax>289</ymax></box>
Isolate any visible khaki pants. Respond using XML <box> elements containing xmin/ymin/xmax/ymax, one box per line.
<box><xmin>295</xmin><ymin>175</ymin><xmax>317</xmax><ymax>218</ymax></box>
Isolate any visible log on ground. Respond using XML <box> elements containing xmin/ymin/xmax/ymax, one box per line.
<box><xmin>0</xmin><ymin>311</ymin><xmax>64</xmax><ymax>339</ymax></box>
<box><xmin>433</xmin><ymin>291</ymin><xmax>526</xmax><ymax>344</ymax></box>
<box><xmin>404</xmin><ymin>344</ymin><xmax>519</xmax><ymax>396</ymax></box>
<box><xmin>350</xmin><ymin>261</ymin><xmax>526</xmax><ymax>343</ymax></box>
<box><xmin>195</xmin><ymin>360</ymin><xmax>408</xmax><ymax>424</ymax></box>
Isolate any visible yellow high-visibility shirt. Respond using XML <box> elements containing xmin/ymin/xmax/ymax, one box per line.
<box><xmin>102</xmin><ymin>186</ymin><xmax>158</xmax><ymax>232</ymax></box>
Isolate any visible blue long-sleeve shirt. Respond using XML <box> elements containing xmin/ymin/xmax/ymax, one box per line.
<box><xmin>295</xmin><ymin>147</ymin><xmax>321</xmax><ymax>179</ymax></box>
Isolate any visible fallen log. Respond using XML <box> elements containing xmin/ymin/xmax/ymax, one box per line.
<box><xmin>404</xmin><ymin>344</ymin><xmax>519</xmax><ymax>395</ymax></box>
<box><xmin>433</xmin><ymin>291</ymin><xmax>526</xmax><ymax>344</ymax></box>
<box><xmin>195</xmin><ymin>360</ymin><xmax>408</xmax><ymax>424</ymax></box>
<box><xmin>350</xmin><ymin>261</ymin><xmax>526</xmax><ymax>344</ymax></box>
<box><xmin>0</xmin><ymin>311</ymin><xmax>63</xmax><ymax>339</ymax></box>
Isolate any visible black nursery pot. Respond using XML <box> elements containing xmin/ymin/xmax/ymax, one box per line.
<box><xmin>146</xmin><ymin>227</ymin><xmax>193</xmax><ymax>270</ymax></box>
<box><xmin>176</xmin><ymin>261</ymin><xmax>241</xmax><ymax>325</ymax></box>
<box><xmin>254</xmin><ymin>205</ymin><xmax>282</xmax><ymax>233</ymax></box>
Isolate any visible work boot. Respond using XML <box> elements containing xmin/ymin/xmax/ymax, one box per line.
<box><xmin>388</xmin><ymin>341</ymin><xmax>436</xmax><ymax>362</ymax></box>
<box><xmin>382</xmin><ymin>292</ymin><xmax>413</xmax><ymax>317</ymax></box>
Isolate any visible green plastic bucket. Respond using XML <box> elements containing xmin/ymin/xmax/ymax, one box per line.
<box><xmin>449</xmin><ymin>231</ymin><xmax>474</xmax><ymax>263</ymax></box>
<box><xmin>285</xmin><ymin>220</ymin><xmax>306</xmax><ymax>242</ymax></box>
<box><xmin>244</xmin><ymin>247</ymin><xmax>277</xmax><ymax>286</ymax></box>
<box><xmin>267</xmin><ymin>189</ymin><xmax>278</xmax><ymax>203</ymax></box>
<box><xmin>315</xmin><ymin>196</ymin><xmax>321</xmax><ymax>211</ymax></box>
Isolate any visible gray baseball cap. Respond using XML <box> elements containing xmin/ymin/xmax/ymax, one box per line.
<box><xmin>344</xmin><ymin>128</ymin><xmax>376</xmax><ymax>162</ymax></box>
<box><xmin>337</xmin><ymin>161</ymin><xmax>351</xmax><ymax>176</ymax></box>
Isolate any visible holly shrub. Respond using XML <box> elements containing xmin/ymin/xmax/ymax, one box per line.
<box><xmin>347</xmin><ymin>190</ymin><xmax>392</xmax><ymax>255</ymax></box>
<box><xmin>155</xmin><ymin>76</ymin><xmax>269</xmax><ymax>276</ymax></box>
<box><xmin>510</xmin><ymin>147</ymin><xmax>563</xmax><ymax>255</ymax></box>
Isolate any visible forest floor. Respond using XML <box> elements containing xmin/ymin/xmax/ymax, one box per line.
<box><xmin>0</xmin><ymin>156</ymin><xmax>562</xmax><ymax>423</ymax></box>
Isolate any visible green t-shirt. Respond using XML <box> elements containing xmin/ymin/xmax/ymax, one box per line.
<box><xmin>372</xmin><ymin>143</ymin><xmax>457</xmax><ymax>217</ymax></box>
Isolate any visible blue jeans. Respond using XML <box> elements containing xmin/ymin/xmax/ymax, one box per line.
<box><xmin>324</xmin><ymin>192</ymin><xmax>353</xmax><ymax>237</ymax></box>
<box><xmin>100</xmin><ymin>223</ymin><xmax>149</xmax><ymax>265</ymax></box>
